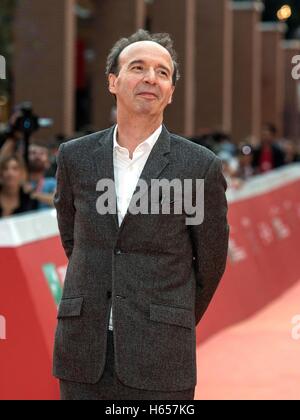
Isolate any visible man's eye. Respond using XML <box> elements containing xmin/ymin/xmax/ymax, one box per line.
<box><xmin>158</xmin><ymin>70</ymin><xmax>168</xmax><ymax>77</ymax></box>
<box><xmin>132</xmin><ymin>66</ymin><xmax>143</xmax><ymax>71</ymax></box>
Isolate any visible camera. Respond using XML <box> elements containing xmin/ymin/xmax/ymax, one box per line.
<box><xmin>3</xmin><ymin>102</ymin><xmax>54</xmax><ymax>165</ymax></box>
<box><xmin>11</xmin><ymin>102</ymin><xmax>53</xmax><ymax>135</ymax></box>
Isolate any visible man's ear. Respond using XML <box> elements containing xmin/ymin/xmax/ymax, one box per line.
<box><xmin>108</xmin><ymin>73</ymin><xmax>117</xmax><ymax>95</ymax></box>
<box><xmin>168</xmin><ymin>86</ymin><xmax>175</xmax><ymax>105</ymax></box>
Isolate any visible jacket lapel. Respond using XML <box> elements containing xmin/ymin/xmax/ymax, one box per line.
<box><xmin>92</xmin><ymin>125</ymin><xmax>171</xmax><ymax>234</ymax></box>
<box><xmin>93</xmin><ymin>126</ymin><xmax>119</xmax><ymax>232</ymax></box>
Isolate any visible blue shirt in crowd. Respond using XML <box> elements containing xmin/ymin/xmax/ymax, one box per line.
<box><xmin>30</xmin><ymin>177</ymin><xmax>57</xmax><ymax>210</ymax></box>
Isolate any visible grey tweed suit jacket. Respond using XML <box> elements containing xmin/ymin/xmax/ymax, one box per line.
<box><xmin>53</xmin><ymin>125</ymin><xmax>229</xmax><ymax>392</ymax></box>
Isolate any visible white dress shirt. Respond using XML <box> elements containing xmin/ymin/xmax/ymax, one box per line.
<box><xmin>108</xmin><ymin>124</ymin><xmax>163</xmax><ymax>331</ymax></box>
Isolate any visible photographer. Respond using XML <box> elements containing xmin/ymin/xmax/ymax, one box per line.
<box><xmin>0</xmin><ymin>109</ymin><xmax>25</xmax><ymax>159</ymax></box>
<box><xmin>0</xmin><ymin>104</ymin><xmax>56</xmax><ymax>209</ymax></box>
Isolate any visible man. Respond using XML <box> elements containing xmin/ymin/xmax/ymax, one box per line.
<box><xmin>53</xmin><ymin>30</ymin><xmax>229</xmax><ymax>400</ymax></box>
<box><xmin>24</xmin><ymin>144</ymin><xmax>56</xmax><ymax>209</ymax></box>
<box><xmin>252</xmin><ymin>123</ymin><xmax>285</xmax><ymax>174</ymax></box>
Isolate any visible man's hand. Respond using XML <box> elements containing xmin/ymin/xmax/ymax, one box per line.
<box><xmin>22</xmin><ymin>182</ymin><xmax>35</xmax><ymax>195</ymax></box>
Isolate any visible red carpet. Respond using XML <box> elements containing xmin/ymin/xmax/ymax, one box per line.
<box><xmin>195</xmin><ymin>280</ymin><xmax>300</xmax><ymax>400</ymax></box>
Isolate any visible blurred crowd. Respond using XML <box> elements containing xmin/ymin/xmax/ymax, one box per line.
<box><xmin>1</xmin><ymin>107</ymin><xmax>300</xmax><ymax>220</ymax></box>
<box><xmin>189</xmin><ymin>123</ymin><xmax>300</xmax><ymax>190</ymax></box>
<box><xmin>0</xmin><ymin>111</ymin><xmax>61</xmax><ymax>218</ymax></box>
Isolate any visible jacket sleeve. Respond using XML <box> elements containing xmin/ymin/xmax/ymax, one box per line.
<box><xmin>54</xmin><ymin>143</ymin><xmax>75</xmax><ymax>260</ymax></box>
<box><xmin>189</xmin><ymin>156</ymin><xmax>230</xmax><ymax>325</ymax></box>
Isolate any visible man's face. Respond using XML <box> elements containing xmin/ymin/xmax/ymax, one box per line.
<box><xmin>261</xmin><ymin>128</ymin><xmax>274</xmax><ymax>146</ymax></box>
<box><xmin>108</xmin><ymin>41</ymin><xmax>175</xmax><ymax>118</ymax></box>
<box><xmin>28</xmin><ymin>145</ymin><xmax>49</xmax><ymax>172</ymax></box>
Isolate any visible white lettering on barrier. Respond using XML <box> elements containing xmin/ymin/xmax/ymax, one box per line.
<box><xmin>291</xmin><ymin>315</ymin><xmax>300</xmax><ymax>340</ymax></box>
<box><xmin>0</xmin><ymin>55</ymin><xmax>6</xmax><ymax>80</ymax></box>
<box><xmin>292</xmin><ymin>55</ymin><xmax>300</xmax><ymax>80</ymax></box>
<box><xmin>0</xmin><ymin>315</ymin><xmax>6</xmax><ymax>340</ymax></box>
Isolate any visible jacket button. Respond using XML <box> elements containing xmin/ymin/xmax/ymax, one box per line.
<box><xmin>115</xmin><ymin>249</ymin><xmax>122</xmax><ymax>255</ymax></box>
<box><xmin>116</xmin><ymin>295</ymin><xmax>125</xmax><ymax>300</ymax></box>
<box><xmin>107</xmin><ymin>291</ymin><xmax>112</xmax><ymax>299</ymax></box>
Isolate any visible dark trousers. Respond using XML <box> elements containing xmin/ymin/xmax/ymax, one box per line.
<box><xmin>60</xmin><ymin>331</ymin><xmax>195</xmax><ymax>400</ymax></box>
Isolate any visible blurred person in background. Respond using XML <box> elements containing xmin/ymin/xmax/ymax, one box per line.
<box><xmin>252</xmin><ymin>123</ymin><xmax>285</xmax><ymax>174</ymax></box>
<box><xmin>282</xmin><ymin>140</ymin><xmax>300</xmax><ymax>165</ymax></box>
<box><xmin>209</xmin><ymin>131</ymin><xmax>237</xmax><ymax>157</ymax></box>
<box><xmin>0</xmin><ymin>109</ymin><xmax>25</xmax><ymax>160</ymax></box>
<box><xmin>0</xmin><ymin>137</ymin><xmax>56</xmax><ymax>209</ymax></box>
<box><xmin>0</xmin><ymin>106</ymin><xmax>57</xmax><ymax>208</ymax></box>
<box><xmin>187</xmin><ymin>131</ymin><xmax>214</xmax><ymax>149</ymax></box>
<box><xmin>236</xmin><ymin>144</ymin><xmax>255</xmax><ymax>181</ymax></box>
<box><xmin>45</xmin><ymin>135</ymin><xmax>67</xmax><ymax>178</ymax></box>
<box><xmin>218</xmin><ymin>150</ymin><xmax>242</xmax><ymax>189</ymax></box>
<box><xmin>0</xmin><ymin>155</ymin><xmax>38</xmax><ymax>218</ymax></box>
<box><xmin>23</xmin><ymin>144</ymin><xmax>56</xmax><ymax>209</ymax></box>
<box><xmin>45</xmin><ymin>143</ymin><xmax>59</xmax><ymax>178</ymax></box>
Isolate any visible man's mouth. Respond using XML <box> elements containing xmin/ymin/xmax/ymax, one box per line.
<box><xmin>137</xmin><ymin>92</ymin><xmax>158</xmax><ymax>99</ymax></box>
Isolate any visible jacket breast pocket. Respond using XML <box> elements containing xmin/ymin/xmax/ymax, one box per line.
<box><xmin>57</xmin><ymin>297</ymin><xmax>84</xmax><ymax>319</ymax></box>
<box><xmin>150</xmin><ymin>303</ymin><xmax>193</xmax><ymax>330</ymax></box>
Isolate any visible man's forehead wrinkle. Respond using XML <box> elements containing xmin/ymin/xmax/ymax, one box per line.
<box><xmin>127</xmin><ymin>59</ymin><xmax>172</xmax><ymax>72</ymax></box>
<box><xmin>119</xmin><ymin>41</ymin><xmax>174</xmax><ymax>69</ymax></box>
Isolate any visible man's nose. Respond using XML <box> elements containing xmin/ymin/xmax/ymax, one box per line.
<box><xmin>143</xmin><ymin>68</ymin><xmax>156</xmax><ymax>84</ymax></box>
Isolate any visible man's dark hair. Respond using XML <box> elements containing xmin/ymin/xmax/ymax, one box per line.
<box><xmin>263</xmin><ymin>123</ymin><xmax>277</xmax><ymax>136</ymax></box>
<box><xmin>106</xmin><ymin>29</ymin><xmax>180</xmax><ymax>86</ymax></box>
<box><xmin>212</xmin><ymin>131</ymin><xmax>232</xmax><ymax>144</ymax></box>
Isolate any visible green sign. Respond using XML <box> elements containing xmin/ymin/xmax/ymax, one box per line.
<box><xmin>42</xmin><ymin>263</ymin><xmax>62</xmax><ymax>305</ymax></box>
